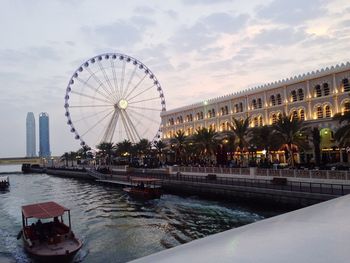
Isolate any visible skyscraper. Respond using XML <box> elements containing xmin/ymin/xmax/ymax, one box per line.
<box><xmin>26</xmin><ymin>112</ymin><xmax>36</xmax><ymax>157</ymax></box>
<box><xmin>39</xmin><ymin>112</ymin><xmax>51</xmax><ymax>157</ymax></box>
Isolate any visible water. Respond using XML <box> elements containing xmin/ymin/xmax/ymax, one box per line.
<box><xmin>0</xmin><ymin>172</ymin><xmax>284</xmax><ymax>263</ymax></box>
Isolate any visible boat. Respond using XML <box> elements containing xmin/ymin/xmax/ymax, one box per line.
<box><xmin>0</xmin><ymin>176</ymin><xmax>10</xmax><ymax>189</ymax></box>
<box><xmin>19</xmin><ymin>201</ymin><xmax>82</xmax><ymax>262</ymax></box>
<box><xmin>123</xmin><ymin>177</ymin><xmax>162</xmax><ymax>199</ymax></box>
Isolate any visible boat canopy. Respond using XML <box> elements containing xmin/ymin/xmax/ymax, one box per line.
<box><xmin>0</xmin><ymin>176</ymin><xmax>9</xmax><ymax>182</ymax></box>
<box><xmin>22</xmin><ymin>201</ymin><xmax>69</xmax><ymax>219</ymax></box>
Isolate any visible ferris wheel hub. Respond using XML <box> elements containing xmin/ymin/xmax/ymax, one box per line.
<box><xmin>117</xmin><ymin>99</ymin><xmax>128</xmax><ymax>110</ymax></box>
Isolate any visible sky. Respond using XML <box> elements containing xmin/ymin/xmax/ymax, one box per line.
<box><xmin>0</xmin><ymin>0</ymin><xmax>350</xmax><ymax>158</ymax></box>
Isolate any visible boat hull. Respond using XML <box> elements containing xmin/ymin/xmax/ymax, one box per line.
<box><xmin>123</xmin><ymin>187</ymin><xmax>161</xmax><ymax>199</ymax></box>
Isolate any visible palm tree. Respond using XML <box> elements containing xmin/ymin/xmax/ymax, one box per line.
<box><xmin>68</xmin><ymin>151</ymin><xmax>77</xmax><ymax>167</ymax></box>
<box><xmin>192</xmin><ymin>127</ymin><xmax>219</xmax><ymax>164</ymax></box>
<box><xmin>272</xmin><ymin>114</ymin><xmax>308</xmax><ymax>167</ymax></box>
<box><xmin>170</xmin><ymin>130</ymin><xmax>187</xmax><ymax>164</ymax></box>
<box><xmin>310</xmin><ymin>127</ymin><xmax>321</xmax><ymax>167</ymax></box>
<box><xmin>76</xmin><ymin>145</ymin><xmax>92</xmax><ymax>164</ymax></box>
<box><xmin>60</xmin><ymin>152</ymin><xmax>69</xmax><ymax>167</ymax></box>
<box><xmin>134</xmin><ymin>139</ymin><xmax>151</xmax><ymax>157</ymax></box>
<box><xmin>228</xmin><ymin>117</ymin><xmax>251</xmax><ymax>164</ymax></box>
<box><xmin>96</xmin><ymin>142</ymin><xmax>115</xmax><ymax>165</ymax></box>
<box><xmin>250</xmin><ymin>126</ymin><xmax>278</xmax><ymax>162</ymax></box>
<box><xmin>333</xmin><ymin>111</ymin><xmax>350</xmax><ymax>147</ymax></box>
<box><xmin>154</xmin><ymin>140</ymin><xmax>167</xmax><ymax>163</ymax></box>
<box><xmin>116</xmin><ymin>140</ymin><xmax>133</xmax><ymax>156</ymax></box>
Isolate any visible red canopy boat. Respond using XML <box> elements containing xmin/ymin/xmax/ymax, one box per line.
<box><xmin>20</xmin><ymin>201</ymin><xmax>82</xmax><ymax>261</ymax></box>
<box><xmin>123</xmin><ymin>177</ymin><xmax>162</xmax><ymax>199</ymax></box>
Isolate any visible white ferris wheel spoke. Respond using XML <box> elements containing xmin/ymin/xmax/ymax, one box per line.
<box><xmin>97</xmin><ymin>60</ymin><xmax>116</xmax><ymax>102</ymax></box>
<box><xmin>122</xmin><ymin>63</ymin><xmax>137</xmax><ymax>98</ymax></box>
<box><xmin>125</xmin><ymin>74</ymin><xmax>147</xmax><ymax>100</ymax></box>
<box><xmin>128</xmin><ymin>105</ymin><xmax>162</xmax><ymax>112</ymax></box>
<box><xmin>123</xmin><ymin>110</ymin><xmax>141</xmax><ymax>141</ymax></box>
<box><xmin>119</xmin><ymin>110</ymin><xmax>136</xmax><ymax>142</ymax></box>
<box><xmin>73</xmin><ymin>107</ymin><xmax>112</xmax><ymax>123</ymax></box>
<box><xmin>70</xmin><ymin>90</ymin><xmax>113</xmax><ymax>104</ymax></box>
<box><xmin>85</xmin><ymin>67</ymin><xmax>115</xmax><ymax>100</ymax></box>
<box><xmin>127</xmin><ymin>84</ymin><xmax>156</xmax><ymax>101</ymax></box>
<box><xmin>128</xmin><ymin>96</ymin><xmax>160</xmax><ymax>104</ymax></box>
<box><xmin>69</xmin><ymin>105</ymin><xmax>112</xmax><ymax>108</ymax></box>
<box><xmin>126</xmin><ymin>110</ymin><xmax>151</xmax><ymax>136</ymax></box>
<box><xmin>101</xmin><ymin>110</ymin><xmax>119</xmax><ymax>143</ymax></box>
<box><xmin>127</xmin><ymin>108</ymin><xmax>161</xmax><ymax>124</ymax></box>
<box><xmin>119</xmin><ymin>60</ymin><xmax>126</xmax><ymax>99</ymax></box>
<box><xmin>76</xmin><ymin>76</ymin><xmax>115</xmax><ymax>104</ymax></box>
<box><xmin>110</xmin><ymin>59</ymin><xmax>120</xmax><ymax>101</ymax></box>
<box><xmin>80</xmin><ymin>109</ymin><xmax>115</xmax><ymax>137</ymax></box>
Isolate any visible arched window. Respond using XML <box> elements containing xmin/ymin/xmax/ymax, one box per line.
<box><xmin>342</xmin><ymin>78</ymin><xmax>350</xmax><ymax>92</ymax></box>
<box><xmin>298</xmin><ymin>89</ymin><xmax>304</xmax><ymax>101</ymax></box>
<box><xmin>292</xmin><ymin>110</ymin><xmax>298</xmax><ymax>120</ymax></box>
<box><xmin>208</xmin><ymin>110</ymin><xmax>212</xmax><ymax>118</ymax></box>
<box><xmin>200</xmin><ymin>112</ymin><xmax>204</xmax><ymax>120</ymax></box>
<box><xmin>277</xmin><ymin>112</ymin><xmax>282</xmax><ymax>120</ymax></box>
<box><xmin>344</xmin><ymin>101</ymin><xmax>350</xmax><ymax>113</ymax></box>
<box><xmin>253</xmin><ymin>117</ymin><xmax>259</xmax><ymax>127</ymax></box>
<box><xmin>234</xmin><ymin>104</ymin><xmax>239</xmax><ymax>113</ymax></box>
<box><xmin>315</xmin><ymin>85</ymin><xmax>322</xmax><ymax>97</ymax></box>
<box><xmin>212</xmin><ymin>109</ymin><xmax>216</xmax><ymax>117</ymax></box>
<box><xmin>323</xmin><ymin>83</ymin><xmax>330</xmax><ymax>96</ymax></box>
<box><xmin>276</xmin><ymin>94</ymin><xmax>282</xmax><ymax>105</ymax></box>
<box><xmin>252</xmin><ymin>99</ymin><xmax>257</xmax><ymax>109</ymax></box>
<box><xmin>196</xmin><ymin>113</ymin><xmax>200</xmax><ymax>120</ymax></box>
<box><xmin>257</xmin><ymin>98</ymin><xmax>262</xmax><ymax>108</ymax></box>
<box><xmin>317</xmin><ymin>106</ymin><xmax>323</xmax><ymax>119</ymax></box>
<box><xmin>272</xmin><ymin>114</ymin><xmax>277</xmax><ymax>125</ymax></box>
<box><xmin>325</xmin><ymin>105</ymin><xmax>331</xmax><ymax>118</ymax></box>
<box><xmin>209</xmin><ymin>123</ymin><xmax>216</xmax><ymax>131</ymax></box>
<box><xmin>291</xmin><ymin>90</ymin><xmax>297</xmax><ymax>102</ymax></box>
<box><xmin>179</xmin><ymin>116</ymin><xmax>183</xmax><ymax>123</ymax></box>
<box><xmin>189</xmin><ymin>114</ymin><xmax>193</xmax><ymax>122</ymax></box>
<box><xmin>239</xmin><ymin>102</ymin><xmax>243</xmax><ymax>112</ymax></box>
<box><xmin>270</xmin><ymin>95</ymin><xmax>276</xmax><ymax>106</ymax></box>
<box><xmin>258</xmin><ymin>116</ymin><xmax>263</xmax><ymax>126</ymax></box>
<box><xmin>225</xmin><ymin>106</ymin><xmax>228</xmax><ymax>115</ymax></box>
<box><xmin>299</xmin><ymin>109</ymin><xmax>305</xmax><ymax>121</ymax></box>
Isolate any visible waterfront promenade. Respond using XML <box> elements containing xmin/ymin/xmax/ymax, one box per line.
<box><xmin>40</xmin><ymin>165</ymin><xmax>350</xmax><ymax>207</ymax></box>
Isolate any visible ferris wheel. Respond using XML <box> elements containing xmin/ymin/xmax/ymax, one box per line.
<box><xmin>64</xmin><ymin>53</ymin><xmax>166</xmax><ymax>148</ymax></box>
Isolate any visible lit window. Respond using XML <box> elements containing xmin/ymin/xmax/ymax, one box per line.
<box><xmin>344</xmin><ymin>102</ymin><xmax>350</xmax><ymax>113</ymax></box>
<box><xmin>259</xmin><ymin>116</ymin><xmax>263</xmax><ymax>126</ymax></box>
<box><xmin>298</xmin><ymin>89</ymin><xmax>304</xmax><ymax>101</ymax></box>
<box><xmin>317</xmin><ymin>106</ymin><xmax>323</xmax><ymax>119</ymax></box>
<box><xmin>323</xmin><ymin>83</ymin><xmax>330</xmax><ymax>96</ymax></box>
<box><xmin>252</xmin><ymin>99</ymin><xmax>257</xmax><ymax>109</ymax></box>
<box><xmin>299</xmin><ymin>109</ymin><xmax>305</xmax><ymax>120</ymax></box>
<box><xmin>257</xmin><ymin>98</ymin><xmax>262</xmax><ymax>108</ymax></box>
<box><xmin>315</xmin><ymin>85</ymin><xmax>322</xmax><ymax>97</ymax></box>
<box><xmin>270</xmin><ymin>95</ymin><xmax>276</xmax><ymax>106</ymax></box>
<box><xmin>276</xmin><ymin>94</ymin><xmax>282</xmax><ymax>105</ymax></box>
<box><xmin>343</xmin><ymin>78</ymin><xmax>350</xmax><ymax>92</ymax></box>
<box><xmin>325</xmin><ymin>105</ymin><xmax>331</xmax><ymax>118</ymax></box>
<box><xmin>291</xmin><ymin>90</ymin><xmax>297</xmax><ymax>102</ymax></box>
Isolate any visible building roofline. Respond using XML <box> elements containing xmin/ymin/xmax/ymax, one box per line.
<box><xmin>161</xmin><ymin>62</ymin><xmax>350</xmax><ymax>116</ymax></box>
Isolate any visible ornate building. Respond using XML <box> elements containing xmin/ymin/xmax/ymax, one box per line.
<box><xmin>161</xmin><ymin>63</ymin><xmax>350</xmax><ymax>163</ymax></box>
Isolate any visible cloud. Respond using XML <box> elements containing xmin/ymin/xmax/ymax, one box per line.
<box><xmin>252</xmin><ymin>27</ymin><xmax>308</xmax><ymax>46</ymax></box>
<box><xmin>201</xmin><ymin>13</ymin><xmax>249</xmax><ymax>34</ymax></box>
<box><xmin>182</xmin><ymin>0</ymin><xmax>234</xmax><ymax>5</ymax></box>
<box><xmin>133</xmin><ymin>6</ymin><xmax>156</xmax><ymax>14</ymax></box>
<box><xmin>256</xmin><ymin>0</ymin><xmax>327</xmax><ymax>25</ymax></box>
<box><xmin>169</xmin><ymin>12</ymin><xmax>248</xmax><ymax>52</ymax></box>
<box><xmin>165</xmin><ymin>9</ymin><xmax>178</xmax><ymax>19</ymax></box>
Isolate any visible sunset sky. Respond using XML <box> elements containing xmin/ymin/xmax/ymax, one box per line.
<box><xmin>0</xmin><ymin>0</ymin><xmax>349</xmax><ymax>157</ymax></box>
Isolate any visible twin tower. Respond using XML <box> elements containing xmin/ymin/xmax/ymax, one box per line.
<box><xmin>26</xmin><ymin>112</ymin><xmax>51</xmax><ymax>157</ymax></box>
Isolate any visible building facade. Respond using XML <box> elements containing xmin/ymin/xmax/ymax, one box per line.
<box><xmin>161</xmin><ymin>63</ymin><xmax>350</xmax><ymax>163</ymax></box>
<box><xmin>39</xmin><ymin>112</ymin><xmax>51</xmax><ymax>157</ymax></box>
<box><xmin>26</xmin><ymin>112</ymin><xmax>36</xmax><ymax>157</ymax></box>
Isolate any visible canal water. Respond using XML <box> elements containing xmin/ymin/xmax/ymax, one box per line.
<box><xmin>0</xmin><ymin>166</ymin><xmax>284</xmax><ymax>263</ymax></box>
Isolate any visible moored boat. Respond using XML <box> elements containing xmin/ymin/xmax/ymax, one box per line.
<box><xmin>20</xmin><ymin>201</ymin><xmax>82</xmax><ymax>262</ymax></box>
<box><xmin>123</xmin><ymin>177</ymin><xmax>162</xmax><ymax>199</ymax></box>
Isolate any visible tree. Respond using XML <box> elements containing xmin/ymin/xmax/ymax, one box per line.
<box><xmin>96</xmin><ymin>142</ymin><xmax>115</xmax><ymax>165</ymax></box>
<box><xmin>68</xmin><ymin>151</ymin><xmax>77</xmax><ymax>167</ymax></box>
<box><xmin>272</xmin><ymin>114</ymin><xmax>308</xmax><ymax>167</ymax></box>
<box><xmin>115</xmin><ymin>140</ymin><xmax>133</xmax><ymax>156</ymax></box>
<box><xmin>134</xmin><ymin>139</ymin><xmax>151</xmax><ymax>157</ymax></box>
<box><xmin>170</xmin><ymin>130</ymin><xmax>187</xmax><ymax>164</ymax></box>
<box><xmin>228</xmin><ymin>117</ymin><xmax>251</xmax><ymax>164</ymax></box>
<box><xmin>333</xmin><ymin>111</ymin><xmax>350</xmax><ymax>147</ymax></box>
<box><xmin>250</xmin><ymin>126</ymin><xmax>279</xmax><ymax>162</ymax></box>
<box><xmin>192</xmin><ymin>127</ymin><xmax>219</xmax><ymax>163</ymax></box>
<box><xmin>154</xmin><ymin>140</ymin><xmax>167</xmax><ymax>162</ymax></box>
<box><xmin>60</xmin><ymin>152</ymin><xmax>69</xmax><ymax>167</ymax></box>
<box><xmin>310</xmin><ymin>127</ymin><xmax>321</xmax><ymax>166</ymax></box>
